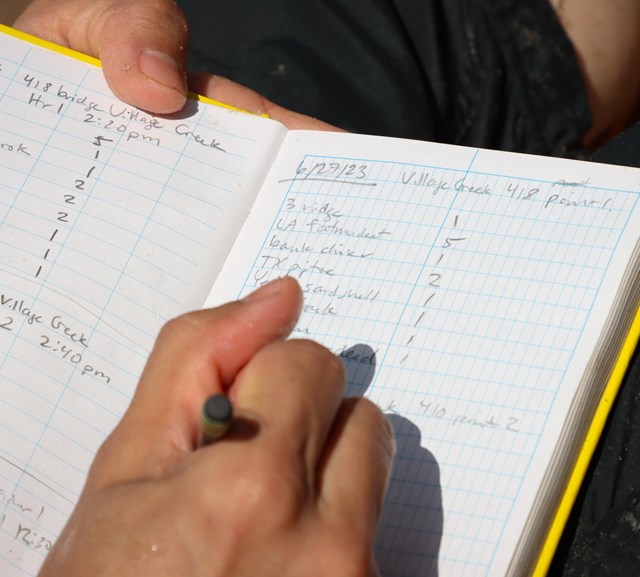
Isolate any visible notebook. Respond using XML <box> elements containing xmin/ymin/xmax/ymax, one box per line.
<box><xmin>2</xmin><ymin>23</ymin><xmax>640</xmax><ymax>577</ymax></box>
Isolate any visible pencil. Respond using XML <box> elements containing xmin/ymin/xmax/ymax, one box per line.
<box><xmin>200</xmin><ymin>394</ymin><xmax>233</xmax><ymax>444</ymax></box>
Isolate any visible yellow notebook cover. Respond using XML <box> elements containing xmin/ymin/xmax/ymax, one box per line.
<box><xmin>531</xmin><ymin>303</ymin><xmax>640</xmax><ymax>576</ymax></box>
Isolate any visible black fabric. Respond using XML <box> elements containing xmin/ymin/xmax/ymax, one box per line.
<box><xmin>180</xmin><ymin>0</ymin><xmax>590</xmax><ymax>157</ymax></box>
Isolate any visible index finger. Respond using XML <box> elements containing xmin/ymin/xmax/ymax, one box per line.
<box><xmin>188</xmin><ymin>72</ymin><xmax>346</xmax><ymax>131</ymax></box>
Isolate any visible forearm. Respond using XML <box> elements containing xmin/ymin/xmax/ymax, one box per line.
<box><xmin>549</xmin><ymin>0</ymin><xmax>640</xmax><ymax>149</ymax></box>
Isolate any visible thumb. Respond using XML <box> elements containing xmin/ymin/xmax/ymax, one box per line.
<box><xmin>14</xmin><ymin>0</ymin><xmax>189</xmax><ymax>114</ymax></box>
<box><xmin>84</xmin><ymin>277</ymin><xmax>304</xmax><ymax>492</ymax></box>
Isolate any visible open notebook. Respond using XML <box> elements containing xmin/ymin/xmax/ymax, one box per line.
<box><xmin>2</xmin><ymin>23</ymin><xmax>640</xmax><ymax>577</ymax></box>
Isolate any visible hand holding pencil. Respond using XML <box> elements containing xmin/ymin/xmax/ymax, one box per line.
<box><xmin>38</xmin><ymin>278</ymin><xmax>394</xmax><ymax>577</ymax></box>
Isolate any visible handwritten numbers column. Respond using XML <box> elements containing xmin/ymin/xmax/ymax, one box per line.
<box><xmin>399</xmin><ymin>214</ymin><xmax>467</xmax><ymax>367</ymax></box>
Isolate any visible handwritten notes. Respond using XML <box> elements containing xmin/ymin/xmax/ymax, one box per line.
<box><xmin>208</xmin><ymin>131</ymin><xmax>640</xmax><ymax>577</ymax></box>
<box><xmin>0</xmin><ymin>29</ymin><xmax>285</xmax><ymax>576</ymax></box>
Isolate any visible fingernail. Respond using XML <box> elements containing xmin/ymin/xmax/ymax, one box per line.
<box><xmin>139</xmin><ymin>49</ymin><xmax>184</xmax><ymax>91</ymax></box>
<box><xmin>241</xmin><ymin>278</ymin><xmax>285</xmax><ymax>304</ymax></box>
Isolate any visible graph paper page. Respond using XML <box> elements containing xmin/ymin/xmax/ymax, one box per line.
<box><xmin>0</xmin><ymin>29</ymin><xmax>285</xmax><ymax>576</ymax></box>
<box><xmin>207</xmin><ymin>130</ymin><xmax>640</xmax><ymax>577</ymax></box>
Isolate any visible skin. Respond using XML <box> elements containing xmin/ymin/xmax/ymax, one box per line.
<box><xmin>549</xmin><ymin>0</ymin><xmax>640</xmax><ymax>149</ymax></box>
<box><xmin>13</xmin><ymin>0</ymin><xmax>341</xmax><ymax>130</ymax></box>
<box><xmin>37</xmin><ymin>277</ymin><xmax>395</xmax><ymax>577</ymax></box>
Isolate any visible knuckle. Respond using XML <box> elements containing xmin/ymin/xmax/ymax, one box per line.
<box><xmin>197</xmin><ymin>461</ymin><xmax>305</xmax><ymax>535</ymax></box>
<box><xmin>285</xmin><ymin>339</ymin><xmax>345</xmax><ymax>383</ymax></box>
<box><xmin>85</xmin><ymin>431</ymin><xmax>124</xmax><ymax>485</ymax></box>
<box><xmin>250</xmin><ymin>339</ymin><xmax>345</xmax><ymax>397</ymax></box>
<box><xmin>90</xmin><ymin>434</ymin><xmax>115</xmax><ymax>469</ymax></box>
<box><xmin>242</xmin><ymin>467</ymin><xmax>302</xmax><ymax>514</ymax></box>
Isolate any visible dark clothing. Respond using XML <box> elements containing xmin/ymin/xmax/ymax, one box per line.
<box><xmin>180</xmin><ymin>0</ymin><xmax>590</xmax><ymax>157</ymax></box>
<box><xmin>180</xmin><ymin>1</ymin><xmax>640</xmax><ymax>574</ymax></box>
